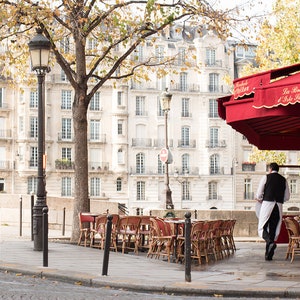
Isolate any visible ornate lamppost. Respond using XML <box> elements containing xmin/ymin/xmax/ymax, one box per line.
<box><xmin>28</xmin><ymin>28</ymin><xmax>51</xmax><ymax>251</ymax></box>
<box><xmin>160</xmin><ymin>89</ymin><xmax>174</xmax><ymax>210</ymax></box>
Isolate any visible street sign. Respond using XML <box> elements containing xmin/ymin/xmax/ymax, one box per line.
<box><xmin>160</xmin><ymin>148</ymin><xmax>168</xmax><ymax>163</ymax></box>
<box><xmin>160</xmin><ymin>148</ymin><xmax>173</xmax><ymax>164</ymax></box>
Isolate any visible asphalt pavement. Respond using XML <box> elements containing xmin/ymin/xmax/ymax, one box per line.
<box><xmin>1</xmin><ymin>225</ymin><xmax>300</xmax><ymax>298</ymax></box>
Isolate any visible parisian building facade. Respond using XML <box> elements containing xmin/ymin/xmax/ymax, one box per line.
<box><xmin>0</xmin><ymin>24</ymin><xmax>299</xmax><ymax>214</ymax></box>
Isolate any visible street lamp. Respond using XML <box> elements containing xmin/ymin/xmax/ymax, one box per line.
<box><xmin>28</xmin><ymin>28</ymin><xmax>51</xmax><ymax>251</ymax></box>
<box><xmin>160</xmin><ymin>88</ymin><xmax>174</xmax><ymax>210</ymax></box>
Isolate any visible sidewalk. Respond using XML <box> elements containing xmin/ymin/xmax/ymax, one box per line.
<box><xmin>1</xmin><ymin>224</ymin><xmax>300</xmax><ymax>298</ymax></box>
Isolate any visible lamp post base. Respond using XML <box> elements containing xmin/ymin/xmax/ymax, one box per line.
<box><xmin>165</xmin><ymin>190</ymin><xmax>174</xmax><ymax>210</ymax></box>
<box><xmin>33</xmin><ymin>198</ymin><xmax>47</xmax><ymax>251</ymax></box>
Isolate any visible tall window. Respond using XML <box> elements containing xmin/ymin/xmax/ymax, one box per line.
<box><xmin>117</xmin><ymin>149</ymin><xmax>124</xmax><ymax>164</ymax></box>
<box><xmin>181</xmin><ymin>126</ymin><xmax>190</xmax><ymax>146</ymax></box>
<box><xmin>182</xmin><ymin>181</ymin><xmax>190</xmax><ymax>201</ymax></box>
<box><xmin>117</xmin><ymin>120</ymin><xmax>123</xmax><ymax>135</ymax></box>
<box><xmin>180</xmin><ymin>72</ymin><xmax>187</xmax><ymax>91</ymax></box>
<box><xmin>90</xmin><ymin>92</ymin><xmax>100</xmax><ymax>111</ymax></box>
<box><xmin>290</xmin><ymin>179</ymin><xmax>297</xmax><ymax>195</ymax></box>
<box><xmin>30</xmin><ymin>116</ymin><xmax>38</xmax><ymax>138</ymax></box>
<box><xmin>182</xmin><ymin>154</ymin><xmax>189</xmax><ymax>174</ymax></box>
<box><xmin>62</xmin><ymin>118</ymin><xmax>72</xmax><ymax>140</ymax></box>
<box><xmin>116</xmin><ymin>177</ymin><xmax>122</xmax><ymax>191</ymax></box>
<box><xmin>137</xmin><ymin>181</ymin><xmax>145</xmax><ymax>200</ymax></box>
<box><xmin>134</xmin><ymin>45</ymin><xmax>144</xmax><ymax>62</ymax></box>
<box><xmin>209</xmin><ymin>99</ymin><xmax>218</xmax><ymax>118</ymax></box>
<box><xmin>178</xmin><ymin>47</ymin><xmax>186</xmax><ymax>65</ymax></box>
<box><xmin>210</xmin><ymin>154</ymin><xmax>220</xmax><ymax>175</ymax></box>
<box><xmin>62</xmin><ymin>177</ymin><xmax>72</xmax><ymax>196</ymax></box>
<box><xmin>60</xmin><ymin>69</ymin><xmax>68</xmax><ymax>82</ymax></box>
<box><xmin>117</xmin><ymin>91</ymin><xmax>123</xmax><ymax>106</ymax></box>
<box><xmin>61</xmin><ymin>90</ymin><xmax>72</xmax><ymax>109</ymax></box>
<box><xmin>62</xmin><ymin>147</ymin><xmax>72</xmax><ymax>160</ymax></box>
<box><xmin>157</xmin><ymin>154</ymin><xmax>165</xmax><ymax>174</ymax></box>
<box><xmin>209</xmin><ymin>127</ymin><xmax>219</xmax><ymax>148</ymax></box>
<box><xmin>209</xmin><ymin>73</ymin><xmax>219</xmax><ymax>92</ymax></box>
<box><xmin>155</xmin><ymin>45</ymin><xmax>164</xmax><ymax>62</ymax></box>
<box><xmin>30</xmin><ymin>90</ymin><xmax>38</xmax><ymax>108</ymax></box>
<box><xmin>136</xmin><ymin>96</ymin><xmax>145</xmax><ymax>116</ymax></box>
<box><xmin>90</xmin><ymin>120</ymin><xmax>100</xmax><ymax>140</ymax></box>
<box><xmin>244</xmin><ymin>179</ymin><xmax>253</xmax><ymax>200</ymax></box>
<box><xmin>206</xmin><ymin>48</ymin><xmax>216</xmax><ymax>65</ymax></box>
<box><xmin>208</xmin><ymin>181</ymin><xmax>218</xmax><ymax>200</ymax></box>
<box><xmin>136</xmin><ymin>153</ymin><xmax>145</xmax><ymax>174</ymax></box>
<box><xmin>157</xmin><ymin>96</ymin><xmax>164</xmax><ymax>117</ymax></box>
<box><xmin>30</xmin><ymin>147</ymin><xmax>38</xmax><ymax>167</ymax></box>
<box><xmin>181</xmin><ymin>98</ymin><xmax>190</xmax><ymax>117</ymax></box>
<box><xmin>87</xmin><ymin>38</ymin><xmax>97</xmax><ymax>50</ymax></box>
<box><xmin>61</xmin><ymin>37</ymin><xmax>70</xmax><ymax>53</ymax></box>
<box><xmin>90</xmin><ymin>177</ymin><xmax>101</xmax><ymax>196</ymax></box>
<box><xmin>27</xmin><ymin>177</ymin><xmax>37</xmax><ymax>194</ymax></box>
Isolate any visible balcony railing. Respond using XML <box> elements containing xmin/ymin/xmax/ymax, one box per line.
<box><xmin>58</xmin><ymin>132</ymin><xmax>74</xmax><ymax>142</ymax></box>
<box><xmin>153</xmin><ymin>139</ymin><xmax>173</xmax><ymax>148</ymax></box>
<box><xmin>170</xmin><ymin>83</ymin><xmax>200</xmax><ymax>93</ymax></box>
<box><xmin>55</xmin><ymin>159</ymin><xmax>75</xmax><ymax>170</ymax></box>
<box><xmin>206</xmin><ymin>140</ymin><xmax>226</xmax><ymax>148</ymax></box>
<box><xmin>177</xmin><ymin>139</ymin><xmax>196</xmax><ymax>148</ymax></box>
<box><xmin>89</xmin><ymin>162</ymin><xmax>109</xmax><ymax>171</ymax></box>
<box><xmin>88</xmin><ymin>134</ymin><xmax>106</xmax><ymax>143</ymax></box>
<box><xmin>132</xmin><ymin>138</ymin><xmax>152</xmax><ymax>147</ymax></box>
<box><xmin>0</xmin><ymin>129</ymin><xmax>12</xmax><ymax>139</ymax></box>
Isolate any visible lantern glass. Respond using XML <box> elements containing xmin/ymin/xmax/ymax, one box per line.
<box><xmin>28</xmin><ymin>29</ymin><xmax>51</xmax><ymax>72</ymax></box>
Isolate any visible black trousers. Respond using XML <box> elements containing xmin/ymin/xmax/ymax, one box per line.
<box><xmin>263</xmin><ymin>203</ymin><xmax>280</xmax><ymax>249</ymax></box>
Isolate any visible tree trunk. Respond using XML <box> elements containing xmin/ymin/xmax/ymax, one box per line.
<box><xmin>70</xmin><ymin>89</ymin><xmax>89</xmax><ymax>243</ymax></box>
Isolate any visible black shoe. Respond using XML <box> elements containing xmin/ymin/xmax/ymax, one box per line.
<box><xmin>266</xmin><ymin>243</ymin><xmax>277</xmax><ymax>261</ymax></box>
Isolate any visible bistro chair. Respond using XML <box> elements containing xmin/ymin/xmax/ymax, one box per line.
<box><xmin>117</xmin><ymin>216</ymin><xmax>141</xmax><ymax>254</ymax></box>
<box><xmin>90</xmin><ymin>215</ymin><xmax>107</xmax><ymax>249</ymax></box>
<box><xmin>138</xmin><ymin>216</ymin><xmax>151</xmax><ymax>251</ymax></box>
<box><xmin>77</xmin><ymin>212</ymin><xmax>95</xmax><ymax>247</ymax></box>
<box><xmin>283</xmin><ymin>217</ymin><xmax>300</xmax><ymax>262</ymax></box>
<box><xmin>147</xmin><ymin>217</ymin><xmax>174</xmax><ymax>262</ymax></box>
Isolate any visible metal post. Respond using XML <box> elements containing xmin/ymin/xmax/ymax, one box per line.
<box><xmin>194</xmin><ymin>210</ymin><xmax>197</xmax><ymax>220</ymax></box>
<box><xmin>33</xmin><ymin>72</ymin><xmax>48</xmax><ymax>251</ymax></box>
<box><xmin>164</xmin><ymin>109</ymin><xmax>174</xmax><ymax>210</ymax></box>
<box><xmin>30</xmin><ymin>192</ymin><xmax>34</xmax><ymax>241</ymax></box>
<box><xmin>19</xmin><ymin>195</ymin><xmax>22</xmax><ymax>237</ymax></box>
<box><xmin>102</xmin><ymin>214</ymin><xmax>113</xmax><ymax>276</ymax></box>
<box><xmin>184</xmin><ymin>212</ymin><xmax>191</xmax><ymax>282</ymax></box>
<box><xmin>62</xmin><ymin>207</ymin><xmax>66</xmax><ymax>236</ymax></box>
<box><xmin>43</xmin><ymin>207</ymin><xmax>48</xmax><ymax>267</ymax></box>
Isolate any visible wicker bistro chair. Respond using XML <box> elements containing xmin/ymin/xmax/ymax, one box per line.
<box><xmin>90</xmin><ymin>214</ymin><xmax>120</xmax><ymax>251</ymax></box>
<box><xmin>176</xmin><ymin>220</ymin><xmax>208</xmax><ymax>265</ymax></box>
<box><xmin>147</xmin><ymin>217</ymin><xmax>174</xmax><ymax>262</ymax></box>
<box><xmin>283</xmin><ymin>217</ymin><xmax>300</xmax><ymax>263</ymax></box>
<box><xmin>117</xmin><ymin>216</ymin><xmax>141</xmax><ymax>254</ymax></box>
<box><xmin>77</xmin><ymin>212</ymin><xmax>95</xmax><ymax>247</ymax></box>
<box><xmin>138</xmin><ymin>216</ymin><xmax>151</xmax><ymax>251</ymax></box>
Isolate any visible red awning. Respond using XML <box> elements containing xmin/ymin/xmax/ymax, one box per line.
<box><xmin>218</xmin><ymin>63</ymin><xmax>300</xmax><ymax>150</ymax></box>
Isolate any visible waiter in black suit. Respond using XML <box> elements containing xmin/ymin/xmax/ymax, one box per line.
<box><xmin>256</xmin><ymin>162</ymin><xmax>290</xmax><ymax>261</ymax></box>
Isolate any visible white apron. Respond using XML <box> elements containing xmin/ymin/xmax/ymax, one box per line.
<box><xmin>257</xmin><ymin>201</ymin><xmax>283</xmax><ymax>241</ymax></box>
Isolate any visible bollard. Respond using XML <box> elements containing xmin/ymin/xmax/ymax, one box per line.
<box><xmin>102</xmin><ymin>214</ymin><xmax>113</xmax><ymax>276</ymax></box>
<box><xmin>62</xmin><ymin>207</ymin><xmax>66</xmax><ymax>236</ymax></box>
<box><xmin>30</xmin><ymin>192</ymin><xmax>34</xmax><ymax>241</ymax></box>
<box><xmin>43</xmin><ymin>207</ymin><xmax>48</xmax><ymax>267</ymax></box>
<box><xmin>184</xmin><ymin>212</ymin><xmax>191</xmax><ymax>282</ymax></box>
<box><xmin>194</xmin><ymin>209</ymin><xmax>197</xmax><ymax>220</ymax></box>
<box><xmin>19</xmin><ymin>195</ymin><xmax>22</xmax><ymax>237</ymax></box>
